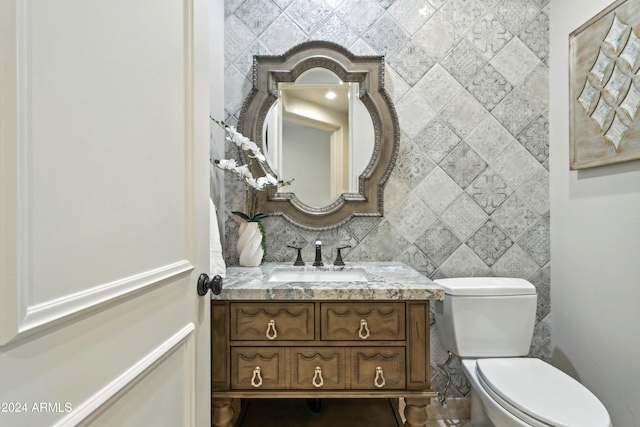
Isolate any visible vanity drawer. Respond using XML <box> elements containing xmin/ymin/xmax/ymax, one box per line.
<box><xmin>231</xmin><ymin>347</ymin><xmax>286</xmax><ymax>390</ymax></box>
<box><xmin>320</xmin><ymin>302</ymin><xmax>405</xmax><ymax>341</ymax></box>
<box><xmin>291</xmin><ymin>348</ymin><xmax>347</xmax><ymax>390</ymax></box>
<box><xmin>230</xmin><ymin>302</ymin><xmax>314</xmax><ymax>341</ymax></box>
<box><xmin>351</xmin><ymin>347</ymin><xmax>406</xmax><ymax>390</ymax></box>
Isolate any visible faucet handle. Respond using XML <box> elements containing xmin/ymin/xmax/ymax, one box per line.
<box><xmin>333</xmin><ymin>246</ymin><xmax>351</xmax><ymax>266</ymax></box>
<box><xmin>286</xmin><ymin>245</ymin><xmax>305</xmax><ymax>266</ymax></box>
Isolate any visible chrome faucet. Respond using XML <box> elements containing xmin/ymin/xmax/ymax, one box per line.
<box><xmin>313</xmin><ymin>239</ymin><xmax>324</xmax><ymax>266</ymax></box>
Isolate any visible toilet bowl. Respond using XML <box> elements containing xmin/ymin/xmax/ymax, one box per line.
<box><xmin>434</xmin><ymin>278</ymin><xmax>612</xmax><ymax>427</ymax></box>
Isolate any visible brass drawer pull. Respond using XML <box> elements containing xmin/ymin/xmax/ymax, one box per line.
<box><xmin>312</xmin><ymin>366</ymin><xmax>324</xmax><ymax>388</ymax></box>
<box><xmin>266</xmin><ymin>319</ymin><xmax>278</xmax><ymax>340</ymax></box>
<box><xmin>358</xmin><ymin>319</ymin><xmax>370</xmax><ymax>339</ymax></box>
<box><xmin>251</xmin><ymin>366</ymin><xmax>263</xmax><ymax>388</ymax></box>
<box><xmin>374</xmin><ymin>366</ymin><xmax>386</xmax><ymax>388</ymax></box>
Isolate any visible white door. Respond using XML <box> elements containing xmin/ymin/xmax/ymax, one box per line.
<box><xmin>0</xmin><ymin>0</ymin><xmax>211</xmax><ymax>426</ymax></box>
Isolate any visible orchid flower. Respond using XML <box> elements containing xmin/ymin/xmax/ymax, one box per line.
<box><xmin>211</xmin><ymin>117</ymin><xmax>293</xmax><ymax>222</ymax></box>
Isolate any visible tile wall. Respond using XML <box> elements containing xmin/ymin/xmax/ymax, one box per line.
<box><xmin>221</xmin><ymin>0</ymin><xmax>550</xmax><ymax>398</ymax></box>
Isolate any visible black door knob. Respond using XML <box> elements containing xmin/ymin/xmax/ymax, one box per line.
<box><xmin>197</xmin><ymin>273</ymin><xmax>223</xmax><ymax>296</ymax></box>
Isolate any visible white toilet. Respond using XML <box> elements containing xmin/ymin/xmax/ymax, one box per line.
<box><xmin>434</xmin><ymin>277</ymin><xmax>611</xmax><ymax>427</ymax></box>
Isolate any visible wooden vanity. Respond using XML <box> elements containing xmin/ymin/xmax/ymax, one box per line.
<box><xmin>211</xmin><ymin>263</ymin><xmax>444</xmax><ymax>427</ymax></box>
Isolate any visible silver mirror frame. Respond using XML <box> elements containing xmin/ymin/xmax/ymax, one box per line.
<box><xmin>238</xmin><ymin>41</ymin><xmax>399</xmax><ymax>231</ymax></box>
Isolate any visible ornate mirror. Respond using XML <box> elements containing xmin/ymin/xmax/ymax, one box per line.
<box><xmin>238</xmin><ymin>41</ymin><xmax>399</xmax><ymax>230</ymax></box>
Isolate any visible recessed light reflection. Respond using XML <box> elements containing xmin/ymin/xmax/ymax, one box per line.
<box><xmin>325</xmin><ymin>91</ymin><xmax>337</xmax><ymax>99</ymax></box>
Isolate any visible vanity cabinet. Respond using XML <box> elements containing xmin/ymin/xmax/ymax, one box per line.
<box><xmin>212</xmin><ymin>300</ymin><xmax>435</xmax><ymax>426</ymax></box>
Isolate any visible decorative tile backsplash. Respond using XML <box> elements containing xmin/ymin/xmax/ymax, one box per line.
<box><xmin>220</xmin><ymin>0</ymin><xmax>550</xmax><ymax>398</ymax></box>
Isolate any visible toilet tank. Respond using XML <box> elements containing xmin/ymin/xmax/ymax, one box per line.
<box><xmin>434</xmin><ymin>278</ymin><xmax>537</xmax><ymax>358</ymax></box>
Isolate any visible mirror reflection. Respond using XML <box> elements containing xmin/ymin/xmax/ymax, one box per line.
<box><xmin>263</xmin><ymin>68</ymin><xmax>374</xmax><ymax>208</ymax></box>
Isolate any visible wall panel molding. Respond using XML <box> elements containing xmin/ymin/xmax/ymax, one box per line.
<box><xmin>54</xmin><ymin>323</ymin><xmax>196</xmax><ymax>427</ymax></box>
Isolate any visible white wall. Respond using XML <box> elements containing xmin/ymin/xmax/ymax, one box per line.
<box><xmin>550</xmin><ymin>1</ymin><xmax>640</xmax><ymax>425</ymax></box>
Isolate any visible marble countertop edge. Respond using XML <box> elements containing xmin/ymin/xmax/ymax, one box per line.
<box><xmin>210</xmin><ymin>262</ymin><xmax>444</xmax><ymax>301</ymax></box>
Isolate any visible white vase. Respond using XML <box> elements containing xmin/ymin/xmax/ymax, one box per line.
<box><xmin>237</xmin><ymin>222</ymin><xmax>264</xmax><ymax>267</ymax></box>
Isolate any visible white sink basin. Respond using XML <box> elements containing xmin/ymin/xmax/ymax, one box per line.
<box><xmin>267</xmin><ymin>268</ymin><xmax>369</xmax><ymax>283</ymax></box>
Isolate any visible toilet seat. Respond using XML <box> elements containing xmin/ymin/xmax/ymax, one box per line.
<box><xmin>476</xmin><ymin>358</ymin><xmax>611</xmax><ymax>427</ymax></box>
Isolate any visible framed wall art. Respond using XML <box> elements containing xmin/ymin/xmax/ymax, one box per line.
<box><xmin>570</xmin><ymin>0</ymin><xmax>640</xmax><ymax>169</ymax></box>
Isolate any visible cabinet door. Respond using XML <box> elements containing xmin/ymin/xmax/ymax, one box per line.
<box><xmin>321</xmin><ymin>303</ymin><xmax>405</xmax><ymax>341</ymax></box>
<box><xmin>351</xmin><ymin>347</ymin><xmax>406</xmax><ymax>390</ymax></box>
<box><xmin>231</xmin><ymin>348</ymin><xmax>286</xmax><ymax>390</ymax></box>
<box><xmin>231</xmin><ymin>302</ymin><xmax>314</xmax><ymax>341</ymax></box>
<box><xmin>291</xmin><ymin>348</ymin><xmax>347</xmax><ymax>390</ymax></box>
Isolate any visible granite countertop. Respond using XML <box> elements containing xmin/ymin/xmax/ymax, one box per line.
<box><xmin>210</xmin><ymin>262</ymin><xmax>444</xmax><ymax>301</ymax></box>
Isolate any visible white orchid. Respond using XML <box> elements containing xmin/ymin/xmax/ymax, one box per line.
<box><xmin>211</xmin><ymin>117</ymin><xmax>293</xmax><ymax>222</ymax></box>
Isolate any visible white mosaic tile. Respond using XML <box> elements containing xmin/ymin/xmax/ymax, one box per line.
<box><xmin>464</xmin><ymin>115</ymin><xmax>515</xmax><ymax>164</ymax></box>
<box><xmin>441</xmin><ymin>90</ymin><xmax>488</xmax><ymax>137</ymax></box>
<box><xmin>393</xmin><ymin>141</ymin><xmax>437</xmax><ymax>188</ymax></box>
<box><xmin>360</xmin><ymin>219</ymin><xmax>411</xmax><ymax>260</ymax></box>
<box><xmin>518</xmin><ymin>115</ymin><xmax>549</xmax><ymax>163</ymax></box>
<box><xmin>225</xmin><ymin>14</ymin><xmax>257</xmax><ymax>62</ymax></box>
<box><xmin>467</xmin><ymin>63</ymin><xmax>513</xmax><ymax>111</ymax></box>
<box><xmin>441</xmin><ymin>39</ymin><xmax>488</xmax><ymax>86</ymax></box>
<box><xmin>530</xmin><ymin>316</ymin><xmax>552</xmax><ymax>362</ymax></box>
<box><xmin>493</xmin><ymin>0</ymin><xmax>541</xmax><ymax>35</ymax></box>
<box><xmin>441</xmin><ymin>193</ymin><xmax>488</xmax><ymax>240</ymax></box>
<box><xmin>521</xmin><ymin>11</ymin><xmax>549</xmax><ymax>60</ymax></box>
<box><xmin>348</xmin><ymin>38</ymin><xmax>378</xmax><ymax>55</ymax></box>
<box><xmin>394</xmin><ymin>243</ymin><xmax>437</xmax><ymax>277</ymax></box>
<box><xmin>285</xmin><ymin>0</ymin><xmax>333</xmax><ymax>35</ymax></box>
<box><xmin>465</xmin><ymin>167</ymin><xmax>513</xmax><ymax>213</ymax></box>
<box><xmin>530</xmin><ymin>266</ymin><xmax>551</xmax><ymax>321</ymax></box>
<box><xmin>466</xmin><ymin>12</ymin><xmax>513</xmax><ymax>60</ymax></box>
<box><xmin>388</xmin><ymin>0</ymin><xmax>435</xmax><ymax>35</ymax></box>
<box><xmin>415</xmin><ymin>219</ymin><xmax>462</xmax><ymax>266</ymax></box>
<box><xmin>438</xmin><ymin>244</ymin><xmax>492</xmax><ymax>278</ymax></box>
<box><xmin>384</xmin><ymin>66</ymin><xmax>412</xmax><ymax>104</ymax></box>
<box><xmin>490</xmin><ymin>37</ymin><xmax>540</xmax><ymax>86</ymax></box>
<box><xmin>336</xmin><ymin>0</ymin><xmax>385</xmax><ymax>35</ymax></box>
<box><xmin>259</xmin><ymin>14</ymin><xmax>307</xmax><ymax>54</ymax></box>
<box><xmin>383</xmin><ymin>173</ymin><xmax>411</xmax><ymax>209</ymax></box>
<box><xmin>414</xmin><ymin>167</ymin><xmax>463</xmax><ymax>215</ymax></box>
<box><xmin>440</xmin><ymin>0</ymin><xmax>485</xmax><ymax>32</ymax></box>
<box><xmin>440</xmin><ymin>142</ymin><xmax>488</xmax><ymax>189</ymax></box>
<box><xmin>387</xmin><ymin>193</ymin><xmax>438</xmax><ymax>242</ymax></box>
<box><xmin>235</xmin><ymin>0</ymin><xmax>281</xmax><ymax>36</ymax></box>
<box><xmin>395</xmin><ymin>89</ymin><xmax>437</xmax><ymax>138</ymax></box>
<box><xmin>413</xmin><ymin>117</ymin><xmax>462</xmax><ymax>163</ymax></box>
<box><xmin>519</xmin><ymin>62</ymin><xmax>549</xmax><ymax>113</ymax></box>
<box><xmin>491</xmin><ymin>141</ymin><xmax>540</xmax><ymax>189</ymax></box>
<box><xmin>517</xmin><ymin>218</ymin><xmax>550</xmax><ymax>267</ymax></box>
<box><xmin>517</xmin><ymin>165</ymin><xmax>548</xmax><ymax>215</ymax></box>
<box><xmin>466</xmin><ymin>219</ymin><xmax>513</xmax><ymax>266</ymax></box>
<box><xmin>491</xmin><ymin>193</ymin><xmax>540</xmax><ymax>240</ymax></box>
<box><xmin>312</xmin><ymin>13</ymin><xmax>359</xmax><ymax>47</ymax></box>
<box><xmin>224</xmin><ymin>63</ymin><xmax>251</xmax><ymax>116</ymax></box>
<box><xmin>491</xmin><ymin>88</ymin><xmax>541</xmax><ymax>137</ymax></box>
<box><xmin>413</xmin><ymin>64</ymin><xmax>463</xmax><ymax>112</ymax></box>
<box><xmin>413</xmin><ymin>13</ymin><xmax>462</xmax><ymax>60</ymax></box>
<box><xmin>490</xmin><ymin>243</ymin><xmax>539</xmax><ymax>279</ymax></box>
<box><xmin>363</xmin><ymin>13</ymin><xmax>409</xmax><ymax>55</ymax></box>
<box><xmin>234</xmin><ymin>39</ymin><xmax>270</xmax><ymax>75</ymax></box>
<box><xmin>388</xmin><ymin>40</ymin><xmax>436</xmax><ymax>86</ymax></box>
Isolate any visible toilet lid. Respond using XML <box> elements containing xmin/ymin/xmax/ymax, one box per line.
<box><xmin>476</xmin><ymin>358</ymin><xmax>611</xmax><ymax>427</ymax></box>
<box><xmin>435</xmin><ymin>277</ymin><xmax>536</xmax><ymax>296</ymax></box>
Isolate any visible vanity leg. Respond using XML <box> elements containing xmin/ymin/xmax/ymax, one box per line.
<box><xmin>403</xmin><ymin>398</ymin><xmax>428</xmax><ymax>427</ymax></box>
<box><xmin>212</xmin><ymin>398</ymin><xmax>234</xmax><ymax>427</ymax></box>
